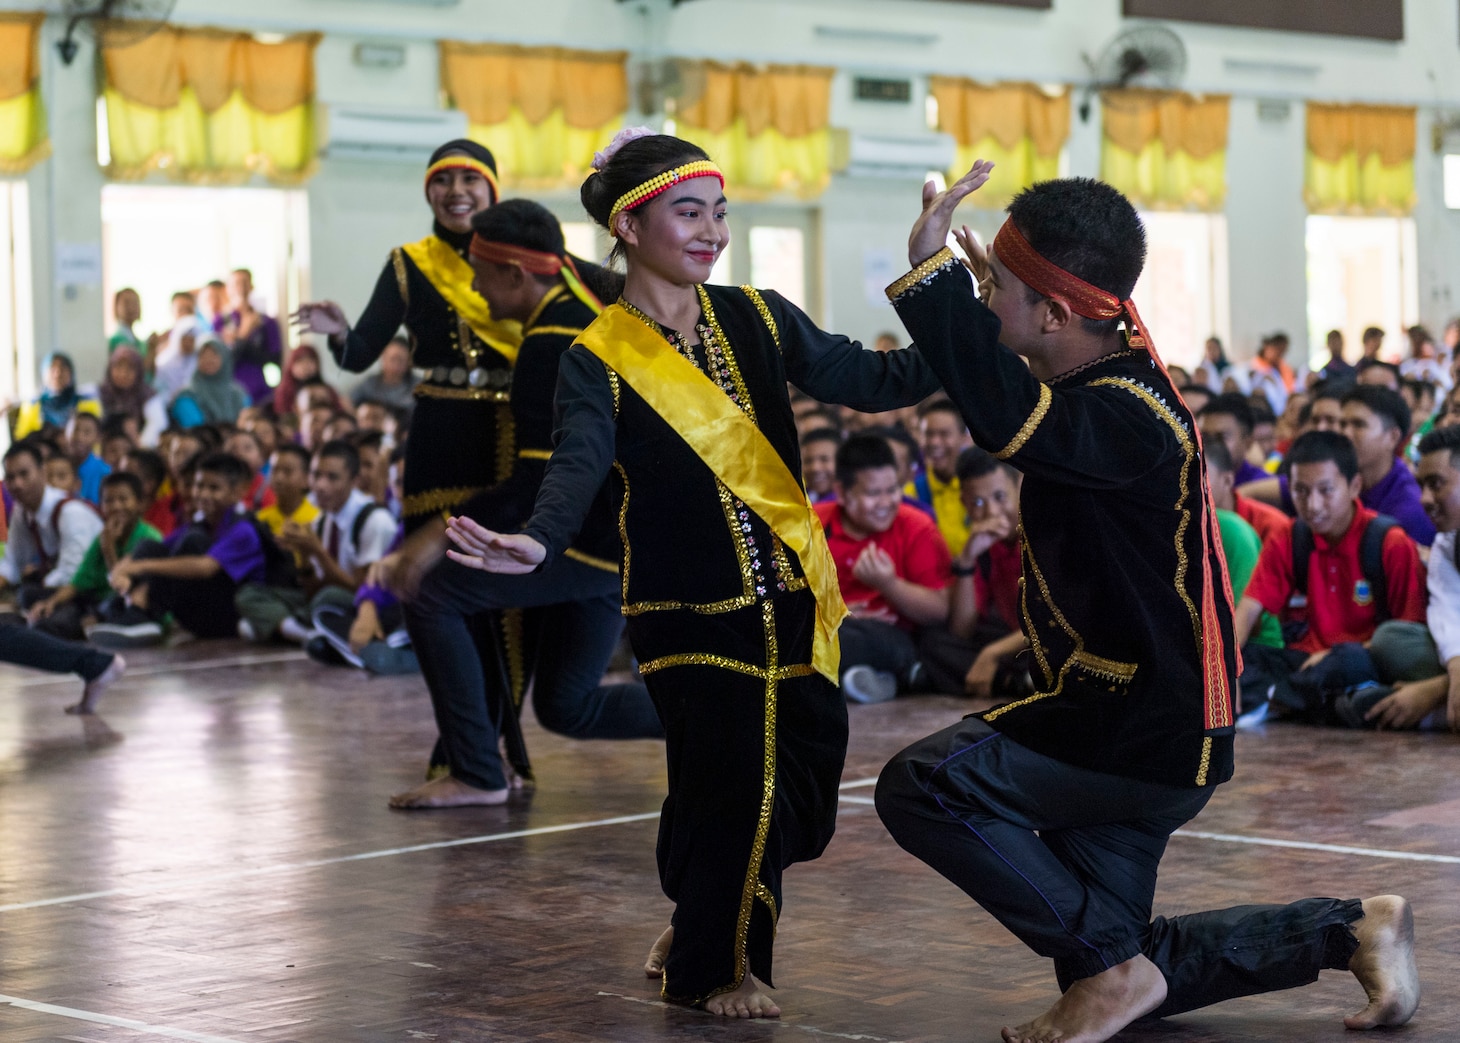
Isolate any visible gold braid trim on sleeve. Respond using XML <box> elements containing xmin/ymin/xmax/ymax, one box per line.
<box><xmin>403</xmin><ymin>486</ymin><xmax>482</xmax><ymax>518</ymax></box>
<box><xmin>996</xmin><ymin>382</ymin><xmax>1052</xmax><ymax>460</ymax></box>
<box><xmin>741</xmin><ymin>286</ymin><xmax>781</xmax><ymax>349</ymax></box>
<box><xmin>885</xmin><ymin>247</ymin><xmax>957</xmax><ymax>301</ymax></box>
<box><xmin>391</xmin><ymin>248</ymin><xmax>410</xmax><ymax>307</ymax></box>
<box><xmin>564</xmin><ymin>548</ymin><xmax>619</xmax><ymax>574</ymax></box>
<box><xmin>517</xmin><ymin>448</ymin><xmax>553</xmax><ymax>461</ymax></box>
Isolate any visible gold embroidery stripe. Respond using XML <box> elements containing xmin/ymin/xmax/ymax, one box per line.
<box><xmin>494</xmin><ymin>403</ymin><xmax>515</xmax><ymax>484</ymax></box>
<box><xmin>1072</xmin><ymin>650</ymin><xmax>1138</xmax><ymax>684</ymax></box>
<box><xmin>1195</xmin><ymin>735</ymin><xmax>1213</xmax><ymax>787</ymax></box>
<box><xmin>413</xmin><ymin>384</ymin><xmax>511</xmax><ymax>402</ymax></box>
<box><xmin>403</xmin><ymin>485</ymin><xmax>482</xmax><ymax>517</ymax></box>
<box><xmin>517</xmin><ymin>448</ymin><xmax>553</xmax><ymax>460</ymax></box>
<box><xmin>391</xmin><ymin>247</ymin><xmax>409</xmax><ymax>306</ymax></box>
<box><xmin>996</xmin><ymin>382</ymin><xmax>1052</xmax><ymax>460</ymax></box>
<box><xmin>528</xmin><ymin>324</ymin><xmax>587</xmax><ymax>338</ymax></box>
<box><xmin>742</xmin><ymin>286</ymin><xmax>780</xmax><ymax>348</ymax></box>
<box><xmin>564</xmin><ymin>547</ymin><xmax>619</xmax><ymax>575</ymax></box>
<box><xmin>638</xmin><ymin>652</ymin><xmax>765</xmax><ymax>681</ymax></box>
<box><xmin>885</xmin><ymin>246</ymin><xmax>955</xmax><ymax>300</ymax></box>
<box><xmin>624</xmin><ymin>593</ymin><xmax>757</xmax><ymax>617</ymax></box>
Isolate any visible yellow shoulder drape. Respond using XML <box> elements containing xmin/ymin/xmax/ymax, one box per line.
<box><xmin>1100</xmin><ymin>90</ymin><xmax>1229</xmax><ymax>211</ymax></box>
<box><xmin>1305</xmin><ymin>102</ymin><xmax>1415</xmax><ymax>215</ymax></box>
<box><xmin>101</xmin><ymin>26</ymin><xmax>319</xmax><ymax>185</ymax></box>
<box><xmin>673</xmin><ymin>61</ymin><xmax>834</xmax><ymax>199</ymax></box>
<box><xmin>440</xmin><ymin>42</ymin><xmax>627</xmax><ymax>191</ymax></box>
<box><xmin>0</xmin><ymin>13</ymin><xmax>49</xmax><ymax>175</ymax></box>
<box><xmin>928</xmin><ymin>79</ymin><xmax>1069</xmax><ymax>209</ymax></box>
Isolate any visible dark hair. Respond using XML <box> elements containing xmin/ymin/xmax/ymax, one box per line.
<box><xmin>1286</xmin><ymin>430</ymin><xmax>1359</xmax><ymax>483</ymax></box>
<box><xmin>1357</xmin><ymin>359</ymin><xmax>1402</xmax><ymax>385</ymax></box>
<box><xmin>801</xmin><ymin>406</ymin><xmax>842</xmax><ymax>432</ymax></box>
<box><xmin>581</xmin><ymin>134</ymin><xmax>712</xmax><ymax>263</ymax></box>
<box><xmin>195</xmin><ymin>451</ymin><xmax>251</xmax><ymax>487</ymax></box>
<box><xmin>1310</xmin><ymin>379</ymin><xmax>1349</xmax><ymax>403</ymax></box>
<box><xmin>1200</xmin><ymin>393</ymin><xmax>1255</xmax><ymax>436</ymax></box>
<box><xmin>66</xmin><ymin>411</ymin><xmax>100</xmax><ymax>434</ymax></box>
<box><xmin>34</xmin><ymin>436</ymin><xmax>64</xmax><ymax>460</ymax></box>
<box><xmin>226</xmin><ymin>429</ymin><xmax>262</xmax><ymax>455</ymax></box>
<box><xmin>352</xmin><ymin>429</ymin><xmax>385</xmax><ymax>453</ymax></box>
<box><xmin>100</xmin><ymin>413</ymin><xmax>134</xmax><ymax>441</ymax></box>
<box><xmin>1342</xmin><ymin>384</ymin><xmax>1411</xmax><ymax>439</ymax></box>
<box><xmin>316</xmin><ymin>439</ymin><xmax>361</xmax><ymax>479</ymax></box>
<box><xmin>834</xmin><ymin>433</ymin><xmax>898</xmax><ymax>486</ymax></box>
<box><xmin>1202</xmin><ymin>437</ymin><xmax>1235</xmax><ymax>475</ymax></box>
<box><xmin>1248</xmin><ymin>399</ymin><xmax>1276</xmax><ymax>426</ymax></box>
<box><xmin>470</xmin><ymin>198</ymin><xmax>565</xmax><ymax>266</ymax></box>
<box><xmin>46</xmin><ymin>454</ymin><xmax>77</xmax><ymax>478</ymax></box>
<box><xmin>917</xmin><ymin>398</ymin><xmax>965</xmax><ymax>424</ymax></box>
<box><xmin>114</xmin><ymin>286</ymin><xmax>137</xmax><ymax>304</ymax></box>
<box><xmin>231</xmin><ymin>267</ymin><xmax>252</xmax><ymax>281</ymax></box>
<box><xmin>1402</xmin><ymin>377</ymin><xmax>1437</xmax><ymax>402</ymax></box>
<box><xmin>1296</xmin><ymin>400</ymin><xmax>1316</xmax><ymax>428</ymax></box>
<box><xmin>124</xmin><ymin>448</ymin><xmax>166</xmax><ymax>491</ymax></box>
<box><xmin>866</xmin><ymin>423</ymin><xmax>921</xmax><ymax>463</ymax></box>
<box><xmin>1005</xmin><ymin>178</ymin><xmax>1146</xmax><ymax>336</ymax></box>
<box><xmin>3</xmin><ymin>441</ymin><xmax>44</xmax><ymax>469</ymax></box>
<box><xmin>1363</xmin><ymin>326</ymin><xmax>1385</xmax><ymax>341</ymax></box>
<box><xmin>955</xmin><ymin>445</ymin><xmax>1012</xmax><ymax>483</ymax></box>
<box><xmin>271</xmin><ymin>442</ymin><xmax>312</xmax><ymax>471</ymax></box>
<box><xmin>101</xmin><ymin>470</ymin><xmax>145</xmax><ymax>501</ymax></box>
<box><xmin>799</xmin><ymin>427</ymin><xmax>841</xmax><ymax>449</ymax></box>
<box><xmin>1418</xmin><ymin>424</ymin><xmax>1460</xmax><ymax>458</ymax></box>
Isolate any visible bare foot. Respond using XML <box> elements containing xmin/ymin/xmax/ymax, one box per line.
<box><xmin>1002</xmin><ymin>954</ymin><xmax>1167</xmax><ymax>1043</ymax></box>
<box><xmin>388</xmin><ymin>775</ymin><xmax>508</xmax><ymax>809</ymax></box>
<box><xmin>1344</xmin><ymin>895</ymin><xmax>1419</xmax><ymax>1030</ymax></box>
<box><xmin>644</xmin><ymin>925</ymin><xmax>673</xmax><ymax>978</ymax></box>
<box><xmin>68</xmin><ymin>654</ymin><xmax>126</xmax><ymax>715</ymax></box>
<box><xmin>704</xmin><ymin>963</ymin><xmax>781</xmax><ymax>1019</ymax></box>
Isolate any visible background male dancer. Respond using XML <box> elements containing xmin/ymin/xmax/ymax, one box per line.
<box><xmin>874</xmin><ymin>163</ymin><xmax>1419</xmax><ymax>1043</ymax></box>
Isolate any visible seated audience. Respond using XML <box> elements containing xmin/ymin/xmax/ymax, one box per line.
<box><xmin>1340</xmin><ymin>384</ymin><xmax>1436</xmax><ymax>546</ymax></box>
<box><xmin>307</xmin><ymin>530</ymin><xmax>418</xmax><ymax>675</ymax></box>
<box><xmin>99</xmin><ymin>416</ymin><xmax>135</xmax><ymax>472</ymax></box>
<box><xmin>275</xmin><ymin>344</ymin><xmax>342</xmax><ymax>416</ymax></box>
<box><xmin>93</xmin><ymin>452</ymin><xmax>267</xmax><ymax>644</ymax></box>
<box><xmin>255</xmin><ymin>444</ymin><xmax>320</xmax><ymax>554</ymax></box>
<box><xmin>352</xmin><ymin>431</ymin><xmax>388</xmax><ymax>504</ymax></box>
<box><xmin>1248</xmin><ymin>332</ymin><xmax>1299</xmax><ymax>413</ymax></box>
<box><xmin>223</xmin><ymin>267</ymin><xmax>283</xmax><ymax>405</ymax></box>
<box><xmin>0</xmin><ymin>442</ymin><xmax>103</xmax><ymax>612</ymax></box>
<box><xmin>909</xmin><ymin>398</ymin><xmax>973</xmax><ymax>555</ymax></box>
<box><xmin>28</xmin><ymin>472</ymin><xmax>161</xmax><ymax>641</ymax></box>
<box><xmin>14</xmin><ymin>352</ymin><xmax>100</xmax><ymax>439</ymax></box>
<box><xmin>224</xmin><ymin>430</ymin><xmax>274</xmax><ymax>511</ymax></box>
<box><xmin>65</xmin><ymin>412</ymin><xmax>111</xmax><ymax>505</ymax></box>
<box><xmin>1199</xmin><ymin>393</ymin><xmax>1267</xmax><ymax>486</ymax></box>
<box><xmin>108</xmin><ymin>286</ymin><xmax>142</xmax><ymax>353</ymax></box>
<box><xmin>1250</xmin><ymin>398</ymin><xmax>1280</xmax><ymax>469</ymax></box>
<box><xmin>153</xmin><ymin>292</ymin><xmax>205</xmax><ymax>401</ymax></box>
<box><xmin>43</xmin><ymin>452</ymin><xmax>81</xmax><ymax>497</ymax></box>
<box><xmin>1357</xmin><ymin>360</ymin><xmax>1403</xmax><ymax>391</ymax></box>
<box><xmin>793</xmin><ymin>404</ymin><xmax>842</xmax><ymax>442</ymax></box>
<box><xmin>174</xmin><ymin>338</ymin><xmax>250</xmax><ymax>427</ymax></box>
<box><xmin>817</xmin><ymin>435</ymin><xmax>951</xmax><ymax>703</ymax></box>
<box><xmin>800</xmin><ymin>427</ymin><xmax>840</xmax><ymax>503</ymax></box>
<box><xmin>321</xmin><ymin>412</ymin><xmax>359</xmax><ymax>445</ymax></box>
<box><xmin>354</xmin><ymin>400</ymin><xmax>397</xmax><ymax>438</ymax></box>
<box><xmin>349</xmin><ymin>336</ymin><xmax>417</xmax><ymax>419</ymax></box>
<box><xmin>1204</xmin><ymin>440</ymin><xmax>1284</xmax><ymax>652</ymax></box>
<box><xmin>1315</xmin><ymin>327</ymin><xmax>1356</xmax><ymax>384</ymax></box>
<box><xmin>1234</xmin><ymin>431</ymin><xmax>1426</xmax><ymax>723</ymax></box>
<box><xmin>119</xmin><ymin>448</ymin><xmax>174</xmax><ymax>537</ymax></box>
<box><xmin>98</xmin><ymin>345</ymin><xmax>167</xmax><ymax>441</ymax></box>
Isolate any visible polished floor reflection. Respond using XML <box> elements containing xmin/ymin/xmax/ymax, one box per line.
<box><xmin>1</xmin><ymin>641</ymin><xmax>1457</xmax><ymax>1042</ymax></box>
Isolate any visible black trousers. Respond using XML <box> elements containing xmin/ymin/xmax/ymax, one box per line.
<box><xmin>405</xmin><ymin>554</ymin><xmax>663</xmax><ymax>792</ymax></box>
<box><xmin>131</xmin><ymin>536</ymin><xmax>240</xmax><ymax>639</ymax></box>
<box><xmin>837</xmin><ymin>616</ymin><xmax>920</xmax><ymax>681</ymax></box>
<box><xmin>631</xmin><ymin>589</ymin><xmax>847</xmax><ymax>1007</ymax></box>
<box><xmin>876</xmin><ymin>715</ymin><xmax>1361</xmax><ymax>1015</ymax></box>
<box><xmin>0</xmin><ymin>619</ymin><xmax>114</xmax><ymax>681</ymax></box>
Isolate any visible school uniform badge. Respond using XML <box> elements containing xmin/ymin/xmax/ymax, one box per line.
<box><xmin>1354</xmin><ymin>579</ymin><xmax>1373</xmax><ymax>606</ymax></box>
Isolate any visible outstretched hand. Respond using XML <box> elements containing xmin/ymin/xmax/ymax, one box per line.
<box><xmin>908</xmin><ymin>160</ymin><xmax>996</xmax><ymax>267</ymax></box>
<box><xmin>444</xmin><ymin>515</ymin><xmax>546</xmax><ymax>575</ymax></box>
<box><xmin>291</xmin><ymin>301</ymin><xmax>350</xmax><ymax>338</ymax></box>
<box><xmin>953</xmin><ymin>224</ymin><xmax>993</xmax><ymax>300</ymax></box>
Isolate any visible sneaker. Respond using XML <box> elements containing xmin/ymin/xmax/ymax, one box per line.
<box><xmin>237</xmin><ymin>619</ymin><xmax>259</xmax><ymax>642</ymax></box>
<box><xmin>842</xmin><ymin>665</ymin><xmax>898</xmax><ymax>704</ymax></box>
<box><xmin>88</xmin><ymin>606</ymin><xmax>164</xmax><ymax>648</ymax></box>
<box><xmin>312</xmin><ymin>609</ymin><xmax>366</xmax><ymax>669</ymax></box>
<box><xmin>1332</xmin><ymin>682</ymin><xmax>1391</xmax><ymax>730</ymax></box>
<box><xmin>305</xmin><ymin>634</ymin><xmax>348</xmax><ymax>667</ymax></box>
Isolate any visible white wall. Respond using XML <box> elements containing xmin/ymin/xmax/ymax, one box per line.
<box><xmin>7</xmin><ymin>0</ymin><xmax>1460</xmax><ymax>391</ymax></box>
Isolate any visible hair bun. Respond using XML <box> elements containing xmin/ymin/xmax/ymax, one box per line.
<box><xmin>593</xmin><ymin>126</ymin><xmax>656</xmax><ymax>170</ymax></box>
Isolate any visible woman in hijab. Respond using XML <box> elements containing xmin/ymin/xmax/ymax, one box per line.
<box><xmin>174</xmin><ymin>337</ymin><xmax>249</xmax><ymax>426</ymax></box>
<box><xmin>15</xmin><ymin>352</ymin><xmax>99</xmax><ymax>438</ymax></box>
<box><xmin>273</xmin><ymin>344</ymin><xmax>342</xmax><ymax>416</ymax></box>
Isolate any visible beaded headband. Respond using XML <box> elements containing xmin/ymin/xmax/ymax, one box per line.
<box><xmin>607</xmin><ymin>161</ymin><xmax>724</xmax><ymax>237</ymax></box>
<box><xmin>424</xmin><ymin>157</ymin><xmax>500</xmax><ymax>203</ymax></box>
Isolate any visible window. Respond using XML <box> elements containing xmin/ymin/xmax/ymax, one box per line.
<box><xmin>100</xmin><ymin>185</ymin><xmax>309</xmax><ymax>360</ymax></box>
<box><xmin>1305</xmin><ymin>216</ymin><xmax>1417</xmax><ymax>369</ymax></box>
<box><xmin>0</xmin><ymin>179</ymin><xmax>34</xmax><ymax>405</ymax></box>
<box><xmin>710</xmin><ymin>206</ymin><xmax>820</xmax><ymax>319</ymax></box>
<box><xmin>1128</xmin><ymin>212</ymin><xmax>1230</xmax><ymax>374</ymax></box>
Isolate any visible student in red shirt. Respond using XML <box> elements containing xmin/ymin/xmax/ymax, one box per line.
<box><xmin>1235</xmin><ymin>430</ymin><xmax>1426</xmax><ymax>722</ymax></box>
<box><xmin>815</xmin><ymin>434</ymin><xmax>951</xmax><ymax>703</ymax></box>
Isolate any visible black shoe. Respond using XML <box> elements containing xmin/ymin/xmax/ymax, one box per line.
<box><xmin>89</xmin><ymin>605</ymin><xmax>164</xmax><ymax>647</ymax></box>
<box><xmin>305</xmin><ymin>634</ymin><xmax>347</xmax><ymax>666</ymax></box>
<box><xmin>1332</xmin><ymin>683</ymin><xmax>1391</xmax><ymax>729</ymax></box>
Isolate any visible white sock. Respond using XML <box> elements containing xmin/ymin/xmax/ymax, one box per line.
<box><xmin>279</xmin><ymin>617</ymin><xmax>314</xmax><ymax>644</ymax></box>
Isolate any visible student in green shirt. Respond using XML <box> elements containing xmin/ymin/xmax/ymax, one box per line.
<box><xmin>108</xmin><ymin>288</ymin><xmax>143</xmax><ymax>354</ymax></box>
<box><xmin>1204</xmin><ymin>440</ymin><xmax>1283</xmax><ymax>649</ymax></box>
<box><xmin>28</xmin><ymin>472</ymin><xmax>161</xmax><ymax>640</ymax></box>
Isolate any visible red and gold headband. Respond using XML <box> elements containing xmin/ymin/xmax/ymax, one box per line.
<box><xmin>468</xmin><ymin>235</ymin><xmax>604</xmax><ymax>313</ymax></box>
<box><xmin>424</xmin><ymin>156</ymin><xmax>500</xmax><ymax>203</ymax></box>
<box><xmin>608</xmin><ymin>161</ymin><xmax>724</xmax><ymax>236</ymax></box>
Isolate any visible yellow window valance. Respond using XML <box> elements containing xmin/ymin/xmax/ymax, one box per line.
<box><xmin>1100</xmin><ymin>90</ymin><xmax>1229</xmax><ymax>212</ymax></box>
<box><xmin>0</xmin><ymin>12</ymin><xmax>49</xmax><ymax>175</ymax></box>
<box><xmin>440</xmin><ymin>41</ymin><xmax>627</xmax><ymax>191</ymax></box>
<box><xmin>1305</xmin><ymin>102</ymin><xmax>1415</xmax><ymax>215</ymax></box>
<box><xmin>928</xmin><ymin>78</ymin><xmax>1069</xmax><ymax>209</ymax></box>
<box><xmin>672</xmin><ymin>60</ymin><xmax>835</xmax><ymax>199</ymax></box>
<box><xmin>101</xmin><ymin>26</ymin><xmax>320</xmax><ymax>185</ymax></box>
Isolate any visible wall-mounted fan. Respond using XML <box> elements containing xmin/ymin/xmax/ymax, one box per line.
<box><xmin>1078</xmin><ymin>23</ymin><xmax>1187</xmax><ymax>122</ymax></box>
<box><xmin>55</xmin><ymin>0</ymin><xmax>176</xmax><ymax>66</ymax></box>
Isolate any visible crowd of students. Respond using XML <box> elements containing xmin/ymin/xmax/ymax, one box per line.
<box><xmin>0</xmin><ymin>280</ymin><xmax>425</xmax><ymax>706</ymax></box>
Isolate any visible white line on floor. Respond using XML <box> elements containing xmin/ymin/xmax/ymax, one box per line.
<box><xmin>595</xmin><ymin>991</ymin><xmax>903</xmax><ymax>1041</ymax></box>
<box><xmin>0</xmin><ymin>993</ymin><xmax>246</xmax><ymax>1043</ymax></box>
<box><xmin>1172</xmin><ymin>828</ymin><xmax>1460</xmax><ymax>864</ymax></box>
<box><xmin>5</xmin><ymin>650</ymin><xmax>308</xmax><ymax>688</ymax></box>
<box><xmin>839</xmin><ymin>795</ymin><xmax>877</xmax><ymax>806</ymax></box>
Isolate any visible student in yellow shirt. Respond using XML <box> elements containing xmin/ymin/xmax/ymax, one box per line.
<box><xmin>254</xmin><ymin>445</ymin><xmax>320</xmax><ymax>538</ymax></box>
<box><xmin>908</xmin><ymin>398</ymin><xmax>974</xmax><ymax>555</ymax></box>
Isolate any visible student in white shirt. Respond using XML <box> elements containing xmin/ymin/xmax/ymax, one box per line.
<box><xmin>0</xmin><ymin>442</ymin><xmax>103</xmax><ymax>608</ymax></box>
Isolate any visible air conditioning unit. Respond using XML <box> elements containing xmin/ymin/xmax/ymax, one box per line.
<box><xmin>322</xmin><ymin>105</ymin><xmax>470</xmax><ymax>163</ymax></box>
<box><xmin>830</xmin><ymin>129</ymin><xmax>956</xmax><ymax>180</ymax></box>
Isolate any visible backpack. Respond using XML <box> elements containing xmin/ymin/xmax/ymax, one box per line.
<box><xmin>242</xmin><ymin>513</ymin><xmax>300</xmax><ymax>589</ymax></box>
<box><xmin>1289</xmin><ymin>512</ymin><xmax>1400</xmax><ymax>624</ymax></box>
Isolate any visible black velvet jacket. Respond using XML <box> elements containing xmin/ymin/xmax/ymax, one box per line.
<box><xmin>890</xmin><ymin>250</ymin><xmax>1238</xmax><ymax>789</ymax></box>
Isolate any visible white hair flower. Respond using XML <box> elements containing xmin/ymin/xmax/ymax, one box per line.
<box><xmin>592</xmin><ymin>126</ymin><xmax>656</xmax><ymax>170</ymax></box>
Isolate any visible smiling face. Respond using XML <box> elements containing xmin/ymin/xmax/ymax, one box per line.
<box><xmin>838</xmin><ymin>465</ymin><xmax>902</xmax><ymax>537</ymax></box>
<box><xmin>427</xmin><ymin>165</ymin><xmax>494</xmax><ymax>235</ymax></box>
<box><xmin>1290</xmin><ymin>459</ymin><xmax>1361</xmax><ymax>541</ymax></box>
<box><xmin>1418</xmin><ymin>448</ymin><xmax>1460</xmax><ymax>534</ymax></box>
<box><xmin>615</xmin><ymin>174</ymin><xmax>729</xmax><ymax>285</ymax></box>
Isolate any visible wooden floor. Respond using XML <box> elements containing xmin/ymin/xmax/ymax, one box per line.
<box><xmin>2</xmin><ymin>641</ymin><xmax>1457</xmax><ymax>1043</ymax></box>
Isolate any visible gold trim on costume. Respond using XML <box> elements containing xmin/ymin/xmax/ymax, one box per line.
<box><xmin>403</xmin><ymin>485</ymin><xmax>482</xmax><ymax>518</ymax></box>
<box><xmin>517</xmin><ymin>448</ymin><xmax>553</xmax><ymax>460</ymax></box>
<box><xmin>495</xmin><ymin>403</ymin><xmax>516</xmax><ymax>483</ymax></box>
<box><xmin>742</xmin><ymin>286</ymin><xmax>780</xmax><ymax>348</ymax></box>
<box><xmin>1195</xmin><ymin>736</ymin><xmax>1213</xmax><ymax>786</ymax></box>
<box><xmin>996</xmin><ymin>383</ymin><xmax>1052</xmax><ymax>460</ymax></box>
<box><xmin>1072</xmin><ymin>650</ymin><xmax>1138</xmax><ymax>685</ymax></box>
<box><xmin>413</xmin><ymin>383</ymin><xmax>511</xmax><ymax>402</ymax></box>
<box><xmin>523</xmin><ymin>283</ymin><xmax>567</xmax><ymax>330</ymax></box>
<box><xmin>401</xmin><ymin>235</ymin><xmax>523</xmax><ymax>361</ymax></box>
<box><xmin>885</xmin><ymin>246</ymin><xmax>956</xmax><ymax>301</ymax></box>
<box><xmin>391</xmin><ymin>248</ymin><xmax>410</xmax><ymax>307</ymax></box>
<box><xmin>528</xmin><ymin>325</ymin><xmax>587</xmax><ymax>339</ymax></box>
<box><xmin>563</xmin><ymin>548</ymin><xmax>619</xmax><ymax>575</ymax></box>
<box><xmin>606</xmin><ymin>367</ymin><xmax>621</xmax><ymax>418</ymax></box>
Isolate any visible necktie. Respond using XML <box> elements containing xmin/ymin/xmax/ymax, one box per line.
<box><xmin>325</xmin><ymin>517</ymin><xmax>341</xmax><ymax>563</ymax></box>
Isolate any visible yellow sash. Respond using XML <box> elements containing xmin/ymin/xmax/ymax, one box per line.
<box><xmin>577</xmin><ymin>303</ymin><xmax>848</xmax><ymax>683</ymax></box>
<box><xmin>401</xmin><ymin>236</ymin><xmax>523</xmax><ymax>362</ymax></box>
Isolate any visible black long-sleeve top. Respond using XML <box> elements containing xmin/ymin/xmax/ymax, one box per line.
<box><xmin>889</xmin><ymin>249</ymin><xmax>1237</xmax><ymax>790</ymax></box>
<box><xmin>521</xmin><ymin>284</ymin><xmax>942</xmax><ymax>615</ymax></box>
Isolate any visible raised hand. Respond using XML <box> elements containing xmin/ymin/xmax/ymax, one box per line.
<box><xmin>953</xmin><ymin>224</ymin><xmax>994</xmax><ymax>300</ymax></box>
<box><xmin>444</xmin><ymin>515</ymin><xmax>546</xmax><ymax>575</ymax></box>
<box><xmin>292</xmin><ymin>301</ymin><xmax>350</xmax><ymax>339</ymax></box>
<box><xmin>908</xmin><ymin>160</ymin><xmax>996</xmax><ymax>267</ymax></box>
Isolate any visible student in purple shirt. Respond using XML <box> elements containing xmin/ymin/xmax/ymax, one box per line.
<box><xmin>1340</xmin><ymin>384</ymin><xmax>1436</xmax><ymax>547</ymax></box>
<box><xmin>1199</xmin><ymin>393</ymin><xmax>1268</xmax><ymax>488</ymax></box>
<box><xmin>96</xmin><ymin>452</ymin><xmax>267</xmax><ymax>643</ymax></box>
